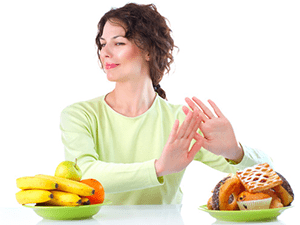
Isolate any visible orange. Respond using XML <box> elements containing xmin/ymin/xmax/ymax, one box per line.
<box><xmin>80</xmin><ymin>179</ymin><xmax>105</xmax><ymax>204</ymax></box>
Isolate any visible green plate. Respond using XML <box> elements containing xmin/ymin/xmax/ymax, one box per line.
<box><xmin>199</xmin><ymin>205</ymin><xmax>292</xmax><ymax>222</ymax></box>
<box><xmin>23</xmin><ymin>199</ymin><xmax>112</xmax><ymax>220</ymax></box>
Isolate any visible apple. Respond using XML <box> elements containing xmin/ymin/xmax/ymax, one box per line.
<box><xmin>55</xmin><ymin>158</ymin><xmax>82</xmax><ymax>181</ymax></box>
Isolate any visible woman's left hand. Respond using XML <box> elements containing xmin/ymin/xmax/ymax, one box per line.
<box><xmin>183</xmin><ymin>97</ymin><xmax>244</xmax><ymax>163</ymax></box>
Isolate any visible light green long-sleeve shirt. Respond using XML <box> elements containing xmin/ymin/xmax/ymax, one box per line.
<box><xmin>60</xmin><ymin>94</ymin><xmax>273</xmax><ymax>205</ymax></box>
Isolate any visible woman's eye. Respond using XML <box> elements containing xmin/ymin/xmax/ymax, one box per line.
<box><xmin>100</xmin><ymin>42</ymin><xmax>124</xmax><ymax>48</ymax></box>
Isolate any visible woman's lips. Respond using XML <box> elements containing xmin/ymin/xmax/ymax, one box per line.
<box><xmin>105</xmin><ymin>63</ymin><xmax>119</xmax><ymax>70</ymax></box>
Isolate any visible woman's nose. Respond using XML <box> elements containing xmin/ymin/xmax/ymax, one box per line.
<box><xmin>101</xmin><ymin>45</ymin><xmax>112</xmax><ymax>58</ymax></box>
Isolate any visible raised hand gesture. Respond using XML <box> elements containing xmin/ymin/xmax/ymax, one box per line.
<box><xmin>183</xmin><ymin>97</ymin><xmax>244</xmax><ymax>163</ymax></box>
<box><xmin>155</xmin><ymin>109</ymin><xmax>202</xmax><ymax>177</ymax></box>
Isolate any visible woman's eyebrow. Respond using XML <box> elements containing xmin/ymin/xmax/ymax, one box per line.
<box><xmin>100</xmin><ymin>35</ymin><xmax>125</xmax><ymax>41</ymax></box>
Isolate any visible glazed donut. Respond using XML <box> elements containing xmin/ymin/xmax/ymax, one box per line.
<box><xmin>273</xmin><ymin>172</ymin><xmax>294</xmax><ymax>206</ymax></box>
<box><xmin>212</xmin><ymin>175</ymin><xmax>244</xmax><ymax>210</ymax></box>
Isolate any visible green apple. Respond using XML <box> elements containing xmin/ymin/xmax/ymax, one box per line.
<box><xmin>55</xmin><ymin>158</ymin><xmax>82</xmax><ymax>181</ymax></box>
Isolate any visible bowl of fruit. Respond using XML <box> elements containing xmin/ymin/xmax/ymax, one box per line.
<box><xmin>16</xmin><ymin>159</ymin><xmax>111</xmax><ymax>220</ymax></box>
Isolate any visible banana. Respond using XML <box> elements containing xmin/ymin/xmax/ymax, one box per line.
<box><xmin>16</xmin><ymin>176</ymin><xmax>58</xmax><ymax>190</ymax></box>
<box><xmin>35</xmin><ymin>174</ymin><xmax>95</xmax><ymax>196</ymax></box>
<box><xmin>43</xmin><ymin>191</ymin><xmax>82</xmax><ymax>206</ymax></box>
<box><xmin>81</xmin><ymin>197</ymin><xmax>90</xmax><ymax>205</ymax></box>
<box><xmin>16</xmin><ymin>190</ymin><xmax>53</xmax><ymax>204</ymax></box>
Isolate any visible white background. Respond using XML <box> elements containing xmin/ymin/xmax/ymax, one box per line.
<box><xmin>1</xmin><ymin>0</ymin><xmax>299</xmax><ymax>210</ymax></box>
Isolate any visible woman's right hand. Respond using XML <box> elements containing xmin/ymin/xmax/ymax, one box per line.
<box><xmin>155</xmin><ymin>108</ymin><xmax>202</xmax><ymax>177</ymax></box>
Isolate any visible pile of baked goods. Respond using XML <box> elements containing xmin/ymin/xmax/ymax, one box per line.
<box><xmin>207</xmin><ymin>163</ymin><xmax>294</xmax><ymax>210</ymax></box>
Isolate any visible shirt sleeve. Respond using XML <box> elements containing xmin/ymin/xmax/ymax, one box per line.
<box><xmin>60</xmin><ymin>105</ymin><xmax>164</xmax><ymax>194</ymax></box>
<box><xmin>230</xmin><ymin>144</ymin><xmax>274</xmax><ymax>170</ymax></box>
<box><xmin>194</xmin><ymin>147</ymin><xmax>238</xmax><ymax>173</ymax></box>
<box><xmin>194</xmin><ymin>142</ymin><xmax>274</xmax><ymax>173</ymax></box>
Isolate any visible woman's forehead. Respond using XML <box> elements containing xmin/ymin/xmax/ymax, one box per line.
<box><xmin>101</xmin><ymin>20</ymin><xmax>126</xmax><ymax>40</ymax></box>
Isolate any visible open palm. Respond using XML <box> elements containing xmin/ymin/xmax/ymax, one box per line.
<box><xmin>183</xmin><ymin>97</ymin><xmax>243</xmax><ymax>162</ymax></box>
<box><xmin>155</xmin><ymin>109</ymin><xmax>202</xmax><ymax>177</ymax></box>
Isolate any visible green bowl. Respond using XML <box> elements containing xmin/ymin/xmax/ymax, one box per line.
<box><xmin>199</xmin><ymin>205</ymin><xmax>292</xmax><ymax>222</ymax></box>
<box><xmin>23</xmin><ymin>199</ymin><xmax>112</xmax><ymax>220</ymax></box>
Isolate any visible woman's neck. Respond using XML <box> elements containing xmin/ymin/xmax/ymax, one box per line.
<box><xmin>105</xmin><ymin>79</ymin><xmax>156</xmax><ymax>117</ymax></box>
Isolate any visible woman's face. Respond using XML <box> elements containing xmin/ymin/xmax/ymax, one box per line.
<box><xmin>99</xmin><ymin>21</ymin><xmax>150</xmax><ymax>83</ymax></box>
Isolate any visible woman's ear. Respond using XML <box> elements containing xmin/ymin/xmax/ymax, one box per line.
<box><xmin>145</xmin><ymin>52</ymin><xmax>150</xmax><ymax>61</ymax></box>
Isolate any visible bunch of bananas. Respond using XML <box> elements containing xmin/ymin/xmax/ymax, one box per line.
<box><xmin>15</xmin><ymin>175</ymin><xmax>95</xmax><ymax>206</ymax></box>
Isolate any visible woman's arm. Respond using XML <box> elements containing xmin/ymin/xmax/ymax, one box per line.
<box><xmin>60</xmin><ymin>106</ymin><xmax>163</xmax><ymax>194</ymax></box>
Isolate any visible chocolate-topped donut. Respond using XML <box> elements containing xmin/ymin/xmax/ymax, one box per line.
<box><xmin>212</xmin><ymin>176</ymin><xmax>230</xmax><ymax>210</ymax></box>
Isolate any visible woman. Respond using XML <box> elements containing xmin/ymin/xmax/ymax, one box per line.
<box><xmin>60</xmin><ymin>3</ymin><xmax>272</xmax><ymax>205</ymax></box>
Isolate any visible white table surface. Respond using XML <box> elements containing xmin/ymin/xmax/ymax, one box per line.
<box><xmin>0</xmin><ymin>204</ymin><xmax>297</xmax><ymax>225</ymax></box>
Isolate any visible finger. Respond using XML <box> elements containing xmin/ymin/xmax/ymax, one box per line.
<box><xmin>185</xmin><ymin>98</ymin><xmax>208</xmax><ymax>122</ymax></box>
<box><xmin>182</xmin><ymin>105</ymin><xmax>191</xmax><ymax>115</ymax></box>
<box><xmin>187</xmin><ymin>135</ymin><xmax>203</xmax><ymax>161</ymax></box>
<box><xmin>187</xmin><ymin>114</ymin><xmax>201</xmax><ymax>140</ymax></box>
<box><xmin>183</xmin><ymin>105</ymin><xmax>206</xmax><ymax>123</ymax></box>
<box><xmin>185</xmin><ymin>97</ymin><xmax>198</xmax><ymax>111</ymax></box>
<box><xmin>177</xmin><ymin>111</ymin><xmax>193</xmax><ymax>138</ymax></box>
<box><xmin>192</xmin><ymin>96</ymin><xmax>216</xmax><ymax>119</ymax></box>
<box><xmin>193</xmin><ymin>132</ymin><xmax>203</xmax><ymax>141</ymax></box>
<box><xmin>168</xmin><ymin>119</ymin><xmax>179</xmax><ymax>143</ymax></box>
<box><xmin>183</xmin><ymin>109</ymin><xmax>200</xmax><ymax>139</ymax></box>
<box><xmin>207</xmin><ymin>99</ymin><xmax>225</xmax><ymax>118</ymax></box>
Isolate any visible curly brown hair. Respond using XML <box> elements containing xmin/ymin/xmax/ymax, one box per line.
<box><xmin>95</xmin><ymin>3</ymin><xmax>176</xmax><ymax>99</ymax></box>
